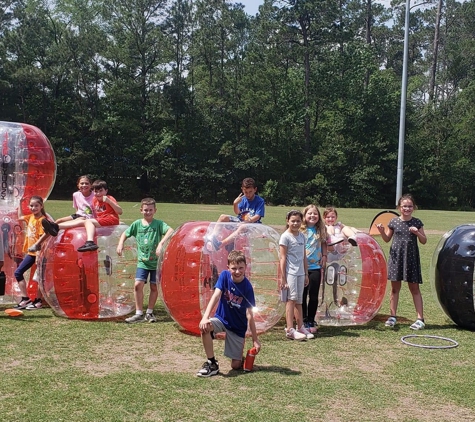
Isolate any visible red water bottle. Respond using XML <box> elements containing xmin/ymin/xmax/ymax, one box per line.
<box><xmin>243</xmin><ymin>347</ymin><xmax>258</xmax><ymax>372</ymax></box>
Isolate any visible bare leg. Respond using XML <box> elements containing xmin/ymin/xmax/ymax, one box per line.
<box><xmin>55</xmin><ymin>215</ymin><xmax>74</xmax><ymax>224</ymax></box>
<box><xmin>408</xmin><ymin>282</ymin><xmax>424</xmax><ymax>320</ymax></box>
<box><xmin>342</xmin><ymin>226</ymin><xmax>358</xmax><ymax>237</ymax></box>
<box><xmin>221</xmin><ymin>224</ymin><xmax>248</xmax><ymax>246</ymax></box>
<box><xmin>201</xmin><ymin>331</ymin><xmax>215</xmax><ymax>359</ymax></box>
<box><xmin>57</xmin><ymin>219</ymin><xmax>88</xmax><ymax>230</ymax></box>
<box><xmin>231</xmin><ymin>355</ymin><xmax>243</xmax><ymax>370</ymax></box>
<box><xmin>84</xmin><ymin>220</ymin><xmax>98</xmax><ymax>242</ymax></box>
<box><xmin>294</xmin><ymin>303</ymin><xmax>304</xmax><ymax>328</ymax></box>
<box><xmin>17</xmin><ymin>279</ymin><xmax>28</xmax><ymax>297</ymax></box>
<box><xmin>134</xmin><ymin>281</ymin><xmax>145</xmax><ymax>312</ymax></box>
<box><xmin>148</xmin><ymin>282</ymin><xmax>158</xmax><ymax>310</ymax></box>
<box><xmin>389</xmin><ymin>281</ymin><xmax>402</xmax><ymax>317</ymax></box>
<box><xmin>285</xmin><ymin>300</ymin><xmax>295</xmax><ymax>329</ymax></box>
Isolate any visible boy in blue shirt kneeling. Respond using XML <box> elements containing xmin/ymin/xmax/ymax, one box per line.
<box><xmin>197</xmin><ymin>250</ymin><xmax>261</xmax><ymax>377</ymax></box>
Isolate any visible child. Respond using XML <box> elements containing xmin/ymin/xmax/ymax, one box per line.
<box><xmin>206</xmin><ymin>178</ymin><xmax>265</xmax><ymax>251</ymax></box>
<box><xmin>42</xmin><ymin>180</ymin><xmax>123</xmax><ymax>252</ymax></box>
<box><xmin>117</xmin><ymin>198</ymin><xmax>173</xmax><ymax>323</ymax></box>
<box><xmin>197</xmin><ymin>250</ymin><xmax>261</xmax><ymax>377</ymax></box>
<box><xmin>28</xmin><ymin>175</ymin><xmax>94</xmax><ymax>252</ymax></box>
<box><xmin>377</xmin><ymin>194</ymin><xmax>427</xmax><ymax>330</ymax></box>
<box><xmin>280</xmin><ymin>210</ymin><xmax>313</xmax><ymax>341</ymax></box>
<box><xmin>301</xmin><ymin>204</ymin><xmax>327</xmax><ymax>334</ymax></box>
<box><xmin>323</xmin><ymin>206</ymin><xmax>358</xmax><ymax>246</ymax></box>
<box><xmin>13</xmin><ymin>196</ymin><xmax>46</xmax><ymax>310</ymax></box>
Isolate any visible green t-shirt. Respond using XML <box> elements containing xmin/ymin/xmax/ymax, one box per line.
<box><xmin>125</xmin><ymin>219</ymin><xmax>171</xmax><ymax>270</ymax></box>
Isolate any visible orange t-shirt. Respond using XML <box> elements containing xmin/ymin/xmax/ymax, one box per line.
<box><xmin>22</xmin><ymin>214</ymin><xmax>45</xmax><ymax>256</ymax></box>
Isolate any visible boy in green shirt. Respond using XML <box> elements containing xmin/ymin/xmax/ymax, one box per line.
<box><xmin>117</xmin><ymin>198</ymin><xmax>173</xmax><ymax>323</ymax></box>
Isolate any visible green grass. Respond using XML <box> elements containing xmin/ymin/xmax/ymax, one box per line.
<box><xmin>2</xmin><ymin>202</ymin><xmax>475</xmax><ymax>421</ymax></box>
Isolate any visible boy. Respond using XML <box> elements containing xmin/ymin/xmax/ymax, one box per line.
<box><xmin>117</xmin><ymin>198</ymin><xmax>173</xmax><ymax>323</ymax></box>
<box><xmin>197</xmin><ymin>250</ymin><xmax>261</xmax><ymax>377</ymax></box>
<box><xmin>42</xmin><ymin>180</ymin><xmax>123</xmax><ymax>252</ymax></box>
<box><xmin>206</xmin><ymin>178</ymin><xmax>265</xmax><ymax>251</ymax></box>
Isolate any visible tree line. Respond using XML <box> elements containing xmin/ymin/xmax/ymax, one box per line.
<box><xmin>1</xmin><ymin>0</ymin><xmax>474</xmax><ymax>209</ymax></box>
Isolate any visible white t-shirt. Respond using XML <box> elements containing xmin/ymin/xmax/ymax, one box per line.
<box><xmin>279</xmin><ymin>231</ymin><xmax>306</xmax><ymax>276</ymax></box>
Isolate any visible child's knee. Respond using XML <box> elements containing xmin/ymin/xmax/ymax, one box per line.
<box><xmin>231</xmin><ymin>359</ymin><xmax>242</xmax><ymax>370</ymax></box>
<box><xmin>134</xmin><ymin>281</ymin><xmax>145</xmax><ymax>291</ymax></box>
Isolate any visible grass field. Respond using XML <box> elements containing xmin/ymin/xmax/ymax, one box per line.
<box><xmin>2</xmin><ymin>201</ymin><xmax>475</xmax><ymax>422</ymax></box>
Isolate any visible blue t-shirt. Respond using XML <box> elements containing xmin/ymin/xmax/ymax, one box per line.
<box><xmin>238</xmin><ymin>195</ymin><xmax>265</xmax><ymax>223</ymax></box>
<box><xmin>214</xmin><ymin>270</ymin><xmax>255</xmax><ymax>338</ymax></box>
<box><xmin>304</xmin><ymin>226</ymin><xmax>324</xmax><ymax>271</ymax></box>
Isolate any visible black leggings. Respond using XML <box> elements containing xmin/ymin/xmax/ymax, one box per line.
<box><xmin>302</xmin><ymin>269</ymin><xmax>322</xmax><ymax>323</ymax></box>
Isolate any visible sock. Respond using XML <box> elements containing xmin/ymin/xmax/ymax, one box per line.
<box><xmin>209</xmin><ymin>357</ymin><xmax>217</xmax><ymax>365</ymax></box>
<box><xmin>146</xmin><ymin>309</ymin><xmax>153</xmax><ymax>314</ymax></box>
<box><xmin>135</xmin><ymin>310</ymin><xmax>143</xmax><ymax>316</ymax></box>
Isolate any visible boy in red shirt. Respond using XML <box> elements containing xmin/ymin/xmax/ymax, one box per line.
<box><xmin>42</xmin><ymin>180</ymin><xmax>123</xmax><ymax>252</ymax></box>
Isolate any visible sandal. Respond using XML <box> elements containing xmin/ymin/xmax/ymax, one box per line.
<box><xmin>410</xmin><ymin>319</ymin><xmax>425</xmax><ymax>330</ymax></box>
<box><xmin>385</xmin><ymin>316</ymin><xmax>397</xmax><ymax>328</ymax></box>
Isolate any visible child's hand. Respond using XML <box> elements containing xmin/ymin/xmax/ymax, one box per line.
<box><xmin>233</xmin><ymin>193</ymin><xmax>244</xmax><ymax>205</ymax></box>
<box><xmin>199</xmin><ymin>318</ymin><xmax>212</xmax><ymax>333</ymax></box>
<box><xmin>102</xmin><ymin>196</ymin><xmax>108</xmax><ymax>203</ymax></box>
<box><xmin>116</xmin><ymin>244</ymin><xmax>123</xmax><ymax>256</ymax></box>
<box><xmin>376</xmin><ymin>223</ymin><xmax>385</xmax><ymax>233</ymax></box>
<box><xmin>253</xmin><ymin>339</ymin><xmax>261</xmax><ymax>353</ymax></box>
<box><xmin>409</xmin><ymin>226</ymin><xmax>418</xmax><ymax>234</ymax></box>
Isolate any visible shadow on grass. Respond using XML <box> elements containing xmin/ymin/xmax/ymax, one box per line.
<box><xmin>222</xmin><ymin>365</ymin><xmax>301</xmax><ymax>378</ymax></box>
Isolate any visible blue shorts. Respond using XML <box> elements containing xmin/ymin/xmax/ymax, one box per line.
<box><xmin>135</xmin><ymin>268</ymin><xmax>157</xmax><ymax>284</ymax></box>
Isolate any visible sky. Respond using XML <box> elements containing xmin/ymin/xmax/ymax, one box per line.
<box><xmin>239</xmin><ymin>0</ymin><xmax>393</xmax><ymax>16</ymax></box>
<box><xmin>238</xmin><ymin>0</ymin><xmax>263</xmax><ymax>15</ymax></box>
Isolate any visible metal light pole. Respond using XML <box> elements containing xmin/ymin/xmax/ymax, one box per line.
<box><xmin>395</xmin><ymin>0</ymin><xmax>411</xmax><ymax>205</ymax></box>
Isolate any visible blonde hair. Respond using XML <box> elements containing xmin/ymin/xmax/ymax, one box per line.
<box><xmin>301</xmin><ymin>204</ymin><xmax>326</xmax><ymax>240</ymax></box>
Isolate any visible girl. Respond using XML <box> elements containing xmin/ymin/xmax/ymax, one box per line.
<box><xmin>28</xmin><ymin>175</ymin><xmax>94</xmax><ymax>252</ymax></box>
<box><xmin>279</xmin><ymin>210</ymin><xmax>313</xmax><ymax>341</ymax></box>
<box><xmin>57</xmin><ymin>175</ymin><xmax>94</xmax><ymax>223</ymax></box>
<box><xmin>377</xmin><ymin>194</ymin><xmax>427</xmax><ymax>330</ymax></box>
<box><xmin>323</xmin><ymin>206</ymin><xmax>358</xmax><ymax>246</ymax></box>
<box><xmin>301</xmin><ymin>205</ymin><xmax>327</xmax><ymax>334</ymax></box>
<box><xmin>13</xmin><ymin>196</ymin><xmax>47</xmax><ymax>310</ymax></box>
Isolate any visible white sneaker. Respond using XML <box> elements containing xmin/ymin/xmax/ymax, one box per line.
<box><xmin>297</xmin><ymin>324</ymin><xmax>315</xmax><ymax>339</ymax></box>
<box><xmin>410</xmin><ymin>319</ymin><xmax>425</xmax><ymax>330</ymax></box>
<box><xmin>285</xmin><ymin>327</ymin><xmax>307</xmax><ymax>341</ymax></box>
<box><xmin>125</xmin><ymin>313</ymin><xmax>145</xmax><ymax>323</ymax></box>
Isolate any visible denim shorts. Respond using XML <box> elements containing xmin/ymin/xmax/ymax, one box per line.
<box><xmin>135</xmin><ymin>268</ymin><xmax>157</xmax><ymax>284</ymax></box>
